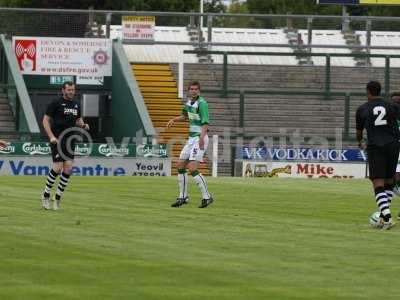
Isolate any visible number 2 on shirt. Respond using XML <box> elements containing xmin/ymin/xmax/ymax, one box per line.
<box><xmin>373</xmin><ymin>106</ymin><xmax>387</xmax><ymax>126</ymax></box>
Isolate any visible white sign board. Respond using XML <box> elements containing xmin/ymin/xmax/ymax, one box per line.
<box><xmin>242</xmin><ymin>161</ymin><xmax>366</xmax><ymax>179</ymax></box>
<box><xmin>0</xmin><ymin>157</ymin><xmax>171</xmax><ymax>176</ymax></box>
<box><xmin>76</xmin><ymin>75</ymin><xmax>104</xmax><ymax>85</ymax></box>
<box><xmin>122</xmin><ymin>16</ymin><xmax>155</xmax><ymax>41</ymax></box>
<box><xmin>12</xmin><ymin>37</ymin><xmax>112</xmax><ymax>76</ymax></box>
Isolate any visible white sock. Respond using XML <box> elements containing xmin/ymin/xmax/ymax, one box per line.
<box><xmin>178</xmin><ymin>172</ymin><xmax>188</xmax><ymax>199</ymax></box>
<box><xmin>192</xmin><ymin>172</ymin><xmax>211</xmax><ymax>199</ymax></box>
<box><xmin>55</xmin><ymin>172</ymin><xmax>70</xmax><ymax>200</ymax></box>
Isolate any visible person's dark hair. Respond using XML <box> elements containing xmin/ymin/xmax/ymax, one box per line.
<box><xmin>188</xmin><ymin>81</ymin><xmax>201</xmax><ymax>90</ymax></box>
<box><xmin>366</xmin><ymin>81</ymin><xmax>381</xmax><ymax>96</ymax></box>
<box><xmin>391</xmin><ymin>92</ymin><xmax>400</xmax><ymax>98</ymax></box>
<box><xmin>62</xmin><ymin>81</ymin><xmax>75</xmax><ymax>89</ymax></box>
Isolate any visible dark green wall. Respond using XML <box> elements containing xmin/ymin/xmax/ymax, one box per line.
<box><xmin>103</xmin><ymin>52</ymin><xmax>144</xmax><ymax>140</ymax></box>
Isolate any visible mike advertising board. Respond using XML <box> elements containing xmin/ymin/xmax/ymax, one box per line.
<box><xmin>12</xmin><ymin>36</ymin><xmax>112</xmax><ymax>76</ymax></box>
<box><xmin>241</xmin><ymin>161</ymin><xmax>366</xmax><ymax>179</ymax></box>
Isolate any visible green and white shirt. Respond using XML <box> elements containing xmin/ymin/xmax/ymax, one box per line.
<box><xmin>183</xmin><ymin>96</ymin><xmax>210</xmax><ymax>137</ymax></box>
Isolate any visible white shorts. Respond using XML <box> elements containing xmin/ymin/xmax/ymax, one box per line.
<box><xmin>397</xmin><ymin>152</ymin><xmax>400</xmax><ymax>172</ymax></box>
<box><xmin>179</xmin><ymin>135</ymin><xmax>209</xmax><ymax>162</ymax></box>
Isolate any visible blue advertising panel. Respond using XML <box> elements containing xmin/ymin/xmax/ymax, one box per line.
<box><xmin>238</xmin><ymin>147</ymin><xmax>367</xmax><ymax>162</ymax></box>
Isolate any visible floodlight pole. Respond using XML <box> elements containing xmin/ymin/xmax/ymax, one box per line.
<box><xmin>366</xmin><ymin>20</ymin><xmax>372</xmax><ymax>66</ymax></box>
<box><xmin>200</xmin><ymin>0</ymin><xmax>204</xmax><ymax>28</ymax></box>
<box><xmin>342</xmin><ymin>5</ymin><xmax>350</xmax><ymax>32</ymax></box>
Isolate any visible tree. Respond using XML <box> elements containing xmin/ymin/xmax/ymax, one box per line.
<box><xmin>246</xmin><ymin>0</ymin><xmax>400</xmax><ymax>30</ymax></box>
<box><xmin>2</xmin><ymin>0</ymin><xmax>400</xmax><ymax>30</ymax></box>
<box><xmin>220</xmin><ymin>0</ymin><xmax>261</xmax><ymax>28</ymax></box>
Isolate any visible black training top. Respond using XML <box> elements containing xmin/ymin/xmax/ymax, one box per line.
<box><xmin>356</xmin><ymin>97</ymin><xmax>400</xmax><ymax>146</ymax></box>
<box><xmin>45</xmin><ymin>97</ymin><xmax>81</xmax><ymax>137</ymax></box>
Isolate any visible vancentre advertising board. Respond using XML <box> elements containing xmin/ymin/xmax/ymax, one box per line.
<box><xmin>0</xmin><ymin>157</ymin><xmax>171</xmax><ymax>177</ymax></box>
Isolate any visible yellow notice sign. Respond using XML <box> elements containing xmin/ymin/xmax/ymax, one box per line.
<box><xmin>122</xmin><ymin>16</ymin><xmax>155</xmax><ymax>41</ymax></box>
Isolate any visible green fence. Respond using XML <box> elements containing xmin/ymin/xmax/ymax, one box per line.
<box><xmin>184</xmin><ymin>50</ymin><xmax>398</xmax><ymax>99</ymax></box>
<box><xmin>234</xmin><ymin>89</ymin><xmax>358</xmax><ymax>141</ymax></box>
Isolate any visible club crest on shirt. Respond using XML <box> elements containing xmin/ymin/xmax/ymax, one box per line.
<box><xmin>187</xmin><ymin>112</ymin><xmax>200</xmax><ymax>120</ymax></box>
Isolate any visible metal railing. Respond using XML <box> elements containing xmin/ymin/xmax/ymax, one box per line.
<box><xmin>236</xmin><ymin>89</ymin><xmax>360</xmax><ymax>141</ymax></box>
<box><xmin>1</xmin><ymin>7</ymin><xmax>400</xmax><ymax>51</ymax></box>
<box><xmin>184</xmin><ymin>50</ymin><xmax>399</xmax><ymax>98</ymax></box>
<box><xmin>180</xmin><ymin>49</ymin><xmax>400</xmax><ymax>141</ymax></box>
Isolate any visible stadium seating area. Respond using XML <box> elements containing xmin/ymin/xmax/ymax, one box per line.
<box><xmin>202</xmin><ymin>28</ymin><xmax>298</xmax><ymax>65</ymax></box>
<box><xmin>114</xmin><ymin>25</ymin><xmax>400</xmax><ymax>67</ymax></box>
<box><xmin>358</xmin><ymin>31</ymin><xmax>400</xmax><ymax>67</ymax></box>
<box><xmin>109</xmin><ymin>26</ymin><xmax>199</xmax><ymax>63</ymax></box>
<box><xmin>298</xmin><ymin>30</ymin><xmax>355</xmax><ymax>66</ymax></box>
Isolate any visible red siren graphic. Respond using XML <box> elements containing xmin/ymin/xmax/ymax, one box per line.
<box><xmin>15</xmin><ymin>39</ymin><xmax>37</xmax><ymax>72</ymax></box>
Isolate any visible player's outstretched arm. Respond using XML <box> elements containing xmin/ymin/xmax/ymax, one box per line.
<box><xmin>166</xmin><ymin>115</ymin><xmax>187</xmax><ymax>128</ymax></box>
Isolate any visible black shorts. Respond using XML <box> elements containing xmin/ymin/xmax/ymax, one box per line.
<box><xmin>51</xmin><ymin>137</ymin><xmax>76</xmax><ymax>162</ymax></box>
<box><xmin>367</xmin><ymin>141</ymin><xmax>400</xmax><ymax>180</ymax></box>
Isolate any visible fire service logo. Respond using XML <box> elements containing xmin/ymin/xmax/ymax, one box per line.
<box><xmin>14</xmin><ymin>39</ymin><xmax>37</xmax><ymax>71</ymax></box>
<box><xmin>92</xmin><ymin>49</ymin><xmax>109</xmax><ymax>66</ymax></box>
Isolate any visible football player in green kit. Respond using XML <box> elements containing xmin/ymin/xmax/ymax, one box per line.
<box><xmin>167</xmin><ymin>81</ymin><xmax>214</xmax><ymax>208</ymax></box>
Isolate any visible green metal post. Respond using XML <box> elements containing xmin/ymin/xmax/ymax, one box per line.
<box><xmin>223</xmin><ymin>52</ymin><xmax>228</xmax><ymax>97</ymax></box>
<box><xmin>344</xmin><ymin>93</ymin><xmax>350</xmax><ymax>140</ymax></box>
<box><xmin>325</xmin><ymin>54</ymin><xmax>331</xmax><ymax>98</ymax></box>
<box><xmin>385</xmin><ymin>56</ymin><xmax>390</xmax><ymax>101</ymax></box>
<box><xmin>0</xmin><ymin>48</ymin><xmax>3</xmax><ymax>83</ymax></box>
<box><xmin>231</xmin><ymin>145</ymin><xmax>235</xmax><ymax>177</ymax></box>
<box><xmin>239</xmin><ymin>89</ymin><xmax>245</xmax><ymax>128</ymax></box>
<box><xmin>15</xmin><ymin>95</ymin><xmax>20</xmax><ymax>131</ymax></box>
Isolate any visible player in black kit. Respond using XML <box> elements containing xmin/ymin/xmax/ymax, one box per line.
<box><xmin>41</xmin><ymin>81</ymin><xmax>89</xmax><ymax>210</ymax></box>
<box><xmin>356</xmin><ymin>81</ymin><xmax>400</xmax><ymax>229</ymax></box>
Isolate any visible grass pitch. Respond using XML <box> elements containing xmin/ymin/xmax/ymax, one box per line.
<box><xmin>1</xmin><ymin>176</ymin><xmax>400</xmax><ymax>300</ymax></box>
